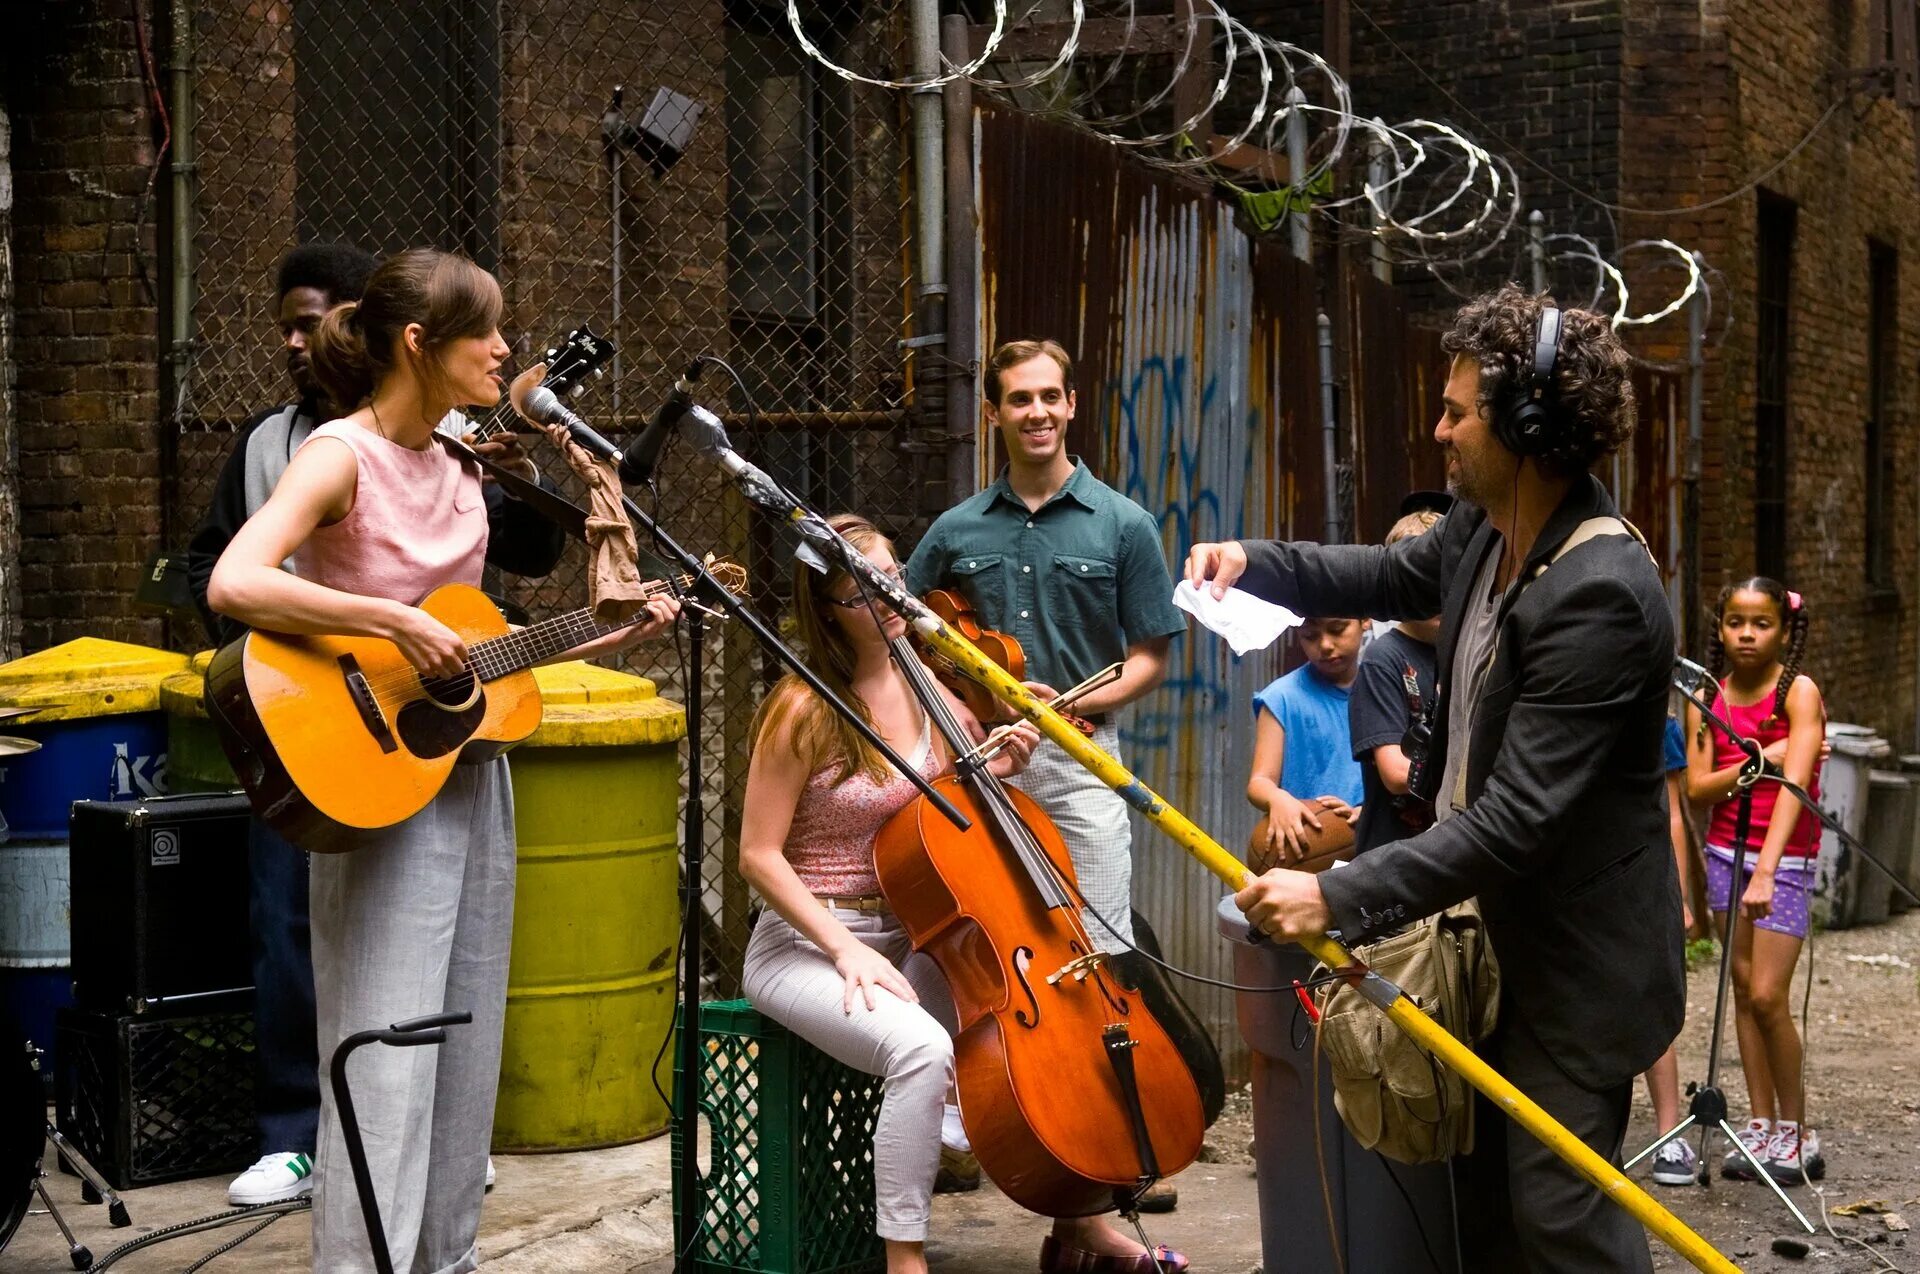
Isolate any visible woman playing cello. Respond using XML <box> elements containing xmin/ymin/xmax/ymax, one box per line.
<box><xmin>738</xmin><ymin>513</ymin><xmax>1189</xmax><ymax>1274</ymax></box>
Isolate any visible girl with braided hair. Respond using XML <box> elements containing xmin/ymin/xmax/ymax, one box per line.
<box><xmin>1684</xmin><ymin>577</ymin><xmax>1825</xmax><ymax>1187</ymax></box>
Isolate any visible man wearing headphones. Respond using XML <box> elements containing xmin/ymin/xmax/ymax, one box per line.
<box><xmin>1187</xmin><ymin>285</ymin><xmax>1685</xmax><ymax>1271</ymax></box>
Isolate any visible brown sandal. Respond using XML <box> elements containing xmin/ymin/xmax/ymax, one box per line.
<box><xmin>1039</xmin><ymin>1235</ymin><xmax>1191</xmax><ymax>1273</ymax></box>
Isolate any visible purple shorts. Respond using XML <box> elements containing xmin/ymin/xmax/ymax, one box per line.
<box><xmin>1705</xmin><ymin>845</ymin><xmax>1814</xmax><ymax>940</ymax></box>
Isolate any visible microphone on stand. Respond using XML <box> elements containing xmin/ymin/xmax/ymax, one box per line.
<box><xmin>522</xmin><ymin>386</ymin><xmax>622</xmax><ymax>466</ymax></box>
<box><xmin>619</xmin><ymin>358</ymin><xmax>705</xmax><ymax>484</ymax></box>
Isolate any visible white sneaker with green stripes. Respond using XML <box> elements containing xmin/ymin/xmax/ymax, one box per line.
<box><xmin>228</xmin><ymin>1152</ymin><xmax>315</xmax><ymax>1206</ymax></box>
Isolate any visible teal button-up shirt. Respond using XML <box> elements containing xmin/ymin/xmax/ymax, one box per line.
<box><xmin>905</xmin><ymin>461</ymin><xmax>1186</xmax><ymax>694</ymax></box>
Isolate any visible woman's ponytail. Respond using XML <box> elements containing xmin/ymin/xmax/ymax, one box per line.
<box><xmin>307</xmin><ymin>300</ymin><xmax>375</xmax><ymax>409</ymax></box>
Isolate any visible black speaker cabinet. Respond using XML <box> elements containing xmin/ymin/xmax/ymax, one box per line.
<box><xmin>69</xmin><ymin>792</ymin><xmax>254</xmax><ymax>1013</ymax></box>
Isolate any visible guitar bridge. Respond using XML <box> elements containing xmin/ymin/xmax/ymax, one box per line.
<box><xmin>1047</xmin><ymin>952</ymin><xmax>1108</xmax><ymax>986</ymax></box>
<box><xmin>339</xmin><ymin>654</ymin><xmax>399</xmax><ymax>754</ymax></box>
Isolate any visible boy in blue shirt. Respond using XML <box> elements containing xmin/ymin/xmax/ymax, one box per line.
<box><xmin>1247</xmin><ymin>616</ymin><xmax>1369</xmax><ymax>863</ymax></box>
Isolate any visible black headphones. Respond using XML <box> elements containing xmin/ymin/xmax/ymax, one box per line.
<box><xmin>1493</xmin><ymin>305</ymin><xmax>1565</xmax><ymax>457</ymax></box>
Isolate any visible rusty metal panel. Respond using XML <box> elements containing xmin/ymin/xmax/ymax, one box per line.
<box><xmin>1349</xmin><ymin>272</ymin><xmax>1449</xmax><ymax>544</ymax></box>
<box><xmin>978</xmin><ymin>104</ymin><xmax>1332</xmax><ymax>1079</ymax></box>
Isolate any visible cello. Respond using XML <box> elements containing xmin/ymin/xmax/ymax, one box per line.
<box><xmin>873</xmin><ymin>635</ymin><xmax>1204</xmax><ymax>1218</ymax></box>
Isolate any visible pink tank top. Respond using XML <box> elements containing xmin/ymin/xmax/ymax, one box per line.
<box><xmin>785</xmin><ymin>715</ymin><xmax>940</xmax><ymax>896</ymax></box>
<box><xmin>290</xmin><ymin>420</ymin><xmax>488</xmax><ymax>603</ymax></box>
<box><xmin>1705</xmin><ymin>682</ymin><xmax>1824</xmax><ymax>859</ymax></box>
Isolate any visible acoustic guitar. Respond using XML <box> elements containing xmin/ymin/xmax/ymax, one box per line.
<box><xmin>206</xmin><ymin>562</ymin><xmax>745</xmax><ymax>853</ymax></box>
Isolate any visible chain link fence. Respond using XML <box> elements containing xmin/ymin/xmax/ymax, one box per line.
<box><xmin>173</xmin><ymin>0</ymin><xmax>929</xmax><ymax>991</ymax></box>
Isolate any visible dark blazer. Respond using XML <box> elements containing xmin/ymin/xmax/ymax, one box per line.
<box><xmin>1238</xmin><ymin>476</ymin><xmax>1685</xmax><ymax>1091</ymax></box>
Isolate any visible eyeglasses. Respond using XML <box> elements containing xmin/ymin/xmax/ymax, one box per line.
<box><xmin>823</xmin><ymin>569</ymin><xmax>904</xmax><ymax>609</ymax></box>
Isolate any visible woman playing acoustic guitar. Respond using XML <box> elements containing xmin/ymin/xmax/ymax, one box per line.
<box><xmin>208</xmin><ymin>248</ymin><xmax>677</xmax><ymax>1273</ymax></box>
<box><xmin>738</xmin><ymin>514</ymin><xmax>1188</xmax><ymax>1274</ymax></box>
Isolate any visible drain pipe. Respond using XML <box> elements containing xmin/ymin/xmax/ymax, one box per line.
<box><xmin>167</xmin><ymin>0</ymin><xmax>195</xmax><ymax>428</ymax></box>
<box><xmin>1317</xmin><ymin>311</ymin><xmax>1340</xmax><ymax>544</ymax></box>
<box><xmin>941</xmin><ymin>14</ymin><xmax>978</xmax><ymax>504</ymax></box>
<box><xmin>906</xmin><ymin>0</ymin><xmax>949</xmax><ymax>510</ymax></box>
<box><xmin>1683</xmin><ymin>253</ymin><xmax>1704</xmax><ymax>657</ymax></box>
<box><xmin>603</xmin><ymin>88</ymin><xmax>625</xmax><ymax>422</ymax></box>
<box><xmin>1528</xmin><ymin>209</ymin><xmax>1546</xmax><ymax>294</ymax></box>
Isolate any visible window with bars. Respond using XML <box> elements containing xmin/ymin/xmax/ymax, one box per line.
<box><xmin>292</xmin><ymin>0</ymin><xmax>502</xmax><ymax>266</ymax></box>
<box><xmin>1867</xmin><ymin>238</ymin><xmax>1898</xmax><ymax>591</ymax></box>
<box><xmin>1753</xmin><ymin>191</ymin><xmax>1795</xmax><ymax>581</ymax></box>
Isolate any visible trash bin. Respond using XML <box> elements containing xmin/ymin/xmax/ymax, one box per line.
<box><xmin>1896</xmin><ymin>755</ymin><xmax>1920</xmax><ymax>916</ymax></box>
<box><xmin>1814</xmin><ymin>726</ymin><xmax>1891</xmax><ymax>930</ymax></box>
<box><xmin>493</xmin><ymin>659</ymin><xmax>686</xmax><ymax>1151</ymax></box>
<box><xmin>0</xmin><ymin>638</ymin><xmax>191</xmax><ymax>1076</ymax></box>
<box><xmin>1217</xmin><ymin>895</ymin><xmax>1455</xmax><ymax>1273</ymax></box>
<box><xmin>1857</xmin><ymin>770</ymin><xmax>1915</xmax><ymax>928</ymax></box>
<box><xmin>158</xmin><ymin>652</ymin><xmax>239</xmax><ymax>793</ymax></box>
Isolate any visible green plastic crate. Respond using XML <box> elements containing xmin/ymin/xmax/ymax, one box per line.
<box><xmin>673</xmin><ymin>1000</ymin><xmax>886</xmax><ymax>1274</ymax></box>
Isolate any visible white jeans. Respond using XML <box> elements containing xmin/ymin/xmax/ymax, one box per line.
<box><xmin>741</xmin><ymin>906</ymin><xmax>957</xmax><ymax>1241</ymax></box>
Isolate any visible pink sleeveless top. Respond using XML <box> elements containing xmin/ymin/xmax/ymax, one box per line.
<box><xmin>291</xmin><ymin>420</ymin><xmax>488</xmax><ymax>603</ymax></box>
<box><xmin>785</xmin><ymin>715</ymin><xmax>940</xmax><ymax>896</ymax></box>
<box><xmin>1705</xmin><ymin>682</ymin><xmax>1825</xmax><ymax>859</ymax></box>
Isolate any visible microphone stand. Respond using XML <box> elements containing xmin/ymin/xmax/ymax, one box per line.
<box><xmin>534</xmin><ymin>405</ymin><xmax>969</xmax><ymax>1272</ymax></box>
<box><xmin>1626</xmin><ymin>659</ymin><xmax>1918</xmax><ymax>1228</ymax></box>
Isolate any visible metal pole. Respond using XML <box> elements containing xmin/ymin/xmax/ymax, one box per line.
<box><xmin>941</xmin><ymin>14</ymin><xmax>979</xmax><ymax>505</ymax></box>
<box><xmin>1367</xmin><ymin>123</ymin><xmax>1390</xmax><ymax>282</ymax></box>
<box><xmin>1286</xmin><ymin>86</ymin><xmax>1311</xmax><ymax>264</ymax></box>
<box><xmin>1528</xmin><ymin>209</ymin><xmax>1547</xmax><ymax>294</ymax></box>
<box><xmin>1684</xmin><ymin>256</ymin><xmax>1705</xmax><ymax>657</ymax></box>
<box><xmin>1317</xmin><ymin>310</ymin><xmax>1340</xmax><ymax>544</ymax></box>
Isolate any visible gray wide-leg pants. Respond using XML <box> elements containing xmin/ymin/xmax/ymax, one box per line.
<box><xmin>309</xmin><ymin>760</ymin><xmax>516</xmax><ymax>1274</ymax></box>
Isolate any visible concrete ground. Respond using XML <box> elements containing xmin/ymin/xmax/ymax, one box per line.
<box><xmin>0</xmin><ymin>1137</ymin><xmax>1258</xmax><ymax>1273</ymax></box>
<box><xmin>0</xmin><ymin>1135</ymin><xmax>673</xmax><ymax>1272</ymax></box>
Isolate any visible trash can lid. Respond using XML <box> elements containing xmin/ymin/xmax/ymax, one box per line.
<box><xmin>0</xmin><ymin>637</ymin><xmax>194</xmax><ymax>721</ymax></box>
<box><xmin>525</xmin><ymin>660</ymin><xmax>687</xmax><ymax>748</ymax></box>
<box><xmin>158</xmin><ymin>653</ymin><xmax>218</xmax><ymax>721</ymax></box>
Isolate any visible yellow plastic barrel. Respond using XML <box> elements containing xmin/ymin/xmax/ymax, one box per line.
<box><xmin>159</xmin><ymin>652</ymin><xmax>239</xmax><ymax>793</ymax></box>
<box><xmin>493</xmin><ymin>659</ymin><xmax>686</xmax><ymax>1151</ymax></box>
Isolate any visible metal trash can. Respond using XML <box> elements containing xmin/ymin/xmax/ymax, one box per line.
<box><xmin>158</xmin><ymin>652</ymin><xmax>239</xmax><ymax>793</ymax></box>
<box><xmin>1895</xmin><ymin>755</ymin><xmax>1920</xmax><ymax>915</ymax></box>
<box><xmin>1217</xmin><ymin>895</ymin><xmax>1455</xmax><ymax>1273</ymax></box>
<box><xmin>1814</xmin><ymin>726</ymin><xmax>1891</xmax><ymax>929</ymax></box>
<box><xmin>493</xmin><ymin>659</ymin><xmax>687</xmax><ymax>1151</ymax></box>
<box><xmin>0</xmin><ymin>638</ymin><xmax>191</xmax><ymax>1077</ymax></box>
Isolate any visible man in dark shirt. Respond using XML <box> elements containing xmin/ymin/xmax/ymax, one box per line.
<box><xmin>185</xmin><ymin>243</ymin><xmax>566</xmax><ymax>1206</ymax></box>
<box><xmin>1347</xmin><ymin>500</ymin><xmax>1445</xmax><ymax>857</ymax></box>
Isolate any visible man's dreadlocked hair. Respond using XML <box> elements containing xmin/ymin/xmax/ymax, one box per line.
<box><xmin>1703</xmin><ymin>576</ymin><xmax>1810</xmax><ymax>733</ymax></box>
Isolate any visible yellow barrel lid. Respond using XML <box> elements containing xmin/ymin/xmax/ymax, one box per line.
<box><xmin>159</xmin><ymin>652</ymin><xmax>218</xmax><ymax>720</ymax></box>
<box><xmin>526</xmin><ymin>660</ymin><xmax>687</xmax><ymax>747</ymax></box>
<box><xmin>0</xmin><ymin>637</ymin><xmax>194</xmax><ymax>721</ymax></box>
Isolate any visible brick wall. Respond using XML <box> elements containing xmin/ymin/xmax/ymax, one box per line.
<box><xmin>5</xmin><ymin>3</ymin><xmax>166</xmax><ymax>653</ymax></box>
<box><xmin>1620</xmin><ymin>0</ymin><xmax>1920</xmax><ymax>741</ymax></box>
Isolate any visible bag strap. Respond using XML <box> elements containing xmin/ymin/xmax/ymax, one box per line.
<box><xmin>1450</xmin><ymin>516</ymin><xmax>1652</xmax><ymax>813</ymax></box>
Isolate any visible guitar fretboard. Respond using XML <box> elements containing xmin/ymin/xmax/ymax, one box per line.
<box><xmin>465</xmin><ymin>608</ymin><xmax>631</xmax><ymax>681</ymax></box>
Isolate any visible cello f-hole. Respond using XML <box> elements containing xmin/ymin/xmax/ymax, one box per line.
<box><xmin>1012</xmin><ymin>947</ymin><xmax>1042</xmax><ymax>1028</ymax></box>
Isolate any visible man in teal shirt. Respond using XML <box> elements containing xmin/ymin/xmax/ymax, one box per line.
<box><xmin>906</xmin><ymin>338</ymin><xmax>1187</xmax><ymax>954</ymax></box>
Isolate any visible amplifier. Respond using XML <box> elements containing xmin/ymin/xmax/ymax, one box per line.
<box><xmin>69</xmin><ymin>792</ymin><xmax>254</xmax><ymax>1014</ymax></box>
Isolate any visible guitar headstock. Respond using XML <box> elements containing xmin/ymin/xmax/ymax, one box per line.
<box><xmin>540</xmin><ymin>326</ymin><xmax>617</xmax><ymax>397</ymax></box>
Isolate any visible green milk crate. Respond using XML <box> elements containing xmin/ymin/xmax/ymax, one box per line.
<box><xmin>673</xmin><ymin>1000</ymin><xmax>886</xmax><ymax>1274</ymax></box>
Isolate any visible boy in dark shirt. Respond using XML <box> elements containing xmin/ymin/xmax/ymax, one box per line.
<box><xmin>1348</xmin><ymin>502</ymin><xmax>1446</xmax><ymax>855</ymax></box>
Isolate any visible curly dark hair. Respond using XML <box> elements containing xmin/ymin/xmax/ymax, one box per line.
<box><xmin>1703</xmin><ymin>576</ymin><xmax>1810</xmax><ymax>733</ymax></box>
<box><xmin>275</xmin><ymin>242</ymin><xmax>375</xmax><ymax>305</ymax></box>
<box><xmin>1440</xmin><ymin>283</ymin><xmax>1636</xmax><ymax>479</ymax></box>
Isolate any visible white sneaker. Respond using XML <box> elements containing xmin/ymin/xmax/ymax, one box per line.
<box><xmin>1650</xmin><ymin>1137</ymin><xmax>1699</xmax><ymax>1186</ymax></box>
<box><xmin>1720</xmin><ymin>1118</ymin><xmax>1770</xmax><ymax>1180</ymax></box>
<box><xmin>1764</xmin><ymin>1123</ymin><xmax>1824</xmax><ymax>1185</ymax></box>
<box><xmin>485</xmin><ymin>1157</ymin><xmax>496</xmax><ymax>1191</ymax></box>
<box><xmin>228</xmin><ymin>1152</ymin><xmax>315</xmax><ymax>1206</ymax></box>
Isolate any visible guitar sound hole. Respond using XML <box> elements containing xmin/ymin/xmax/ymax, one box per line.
<box><xmin>421</xmin><ymin>672</ymin><xmax>479</xmax><ymax>709</ymax></box>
